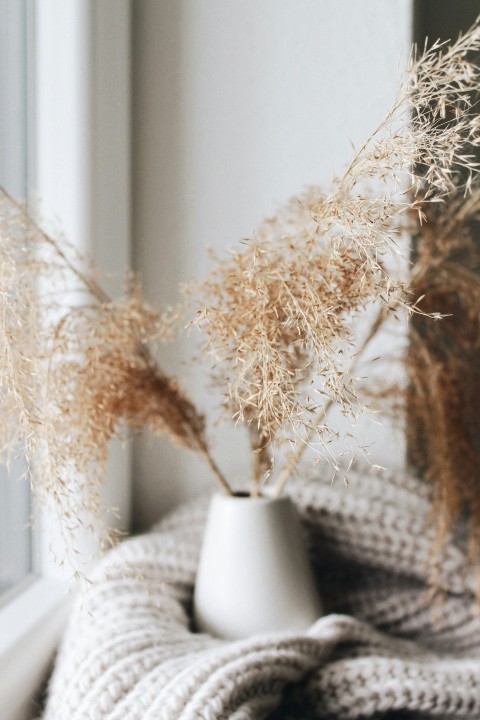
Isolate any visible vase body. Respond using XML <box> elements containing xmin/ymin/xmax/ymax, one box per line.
<box><xmin>193</xmin><ymin>493</ymin><xmax>322</xmax><ymax>639</ymax></box>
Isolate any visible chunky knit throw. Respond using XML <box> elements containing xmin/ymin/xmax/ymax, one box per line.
<box><xmin>43</xmin><ymin>469</ymin><xmax>480</xmax><ymax>719</ymax></box>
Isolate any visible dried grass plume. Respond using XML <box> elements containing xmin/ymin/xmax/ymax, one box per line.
<box><xmin>1</xmin><ymin>20</ymin><xmax>480</xmax><ymax>569</ymax></box>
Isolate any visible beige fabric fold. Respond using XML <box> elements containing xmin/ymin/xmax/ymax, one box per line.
<box><xmin>42</xmin><ymin>468</ymin><xmax>480</xmax><ymax>719</ymax></box>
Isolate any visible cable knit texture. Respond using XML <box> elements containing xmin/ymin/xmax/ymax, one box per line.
<box><xmin>42</xmin><ymin>468</ymin><xmax>480</xmax><ymax>719</ymax></box>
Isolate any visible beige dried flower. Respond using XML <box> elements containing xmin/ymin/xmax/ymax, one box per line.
<box><xmin>407</xmin><ymin>186</ymin><xmax>480</xmax><ymax>566</ymax></box>
<box><xmin>192</xmin><ymin>21</ymin><xmax>480</xmax><ymax>491</ymax></box>
<box><xmin>1</xmin><ymin>20</ymin><xmax>480</xmax><ymax>566</ymax></box>
<box><xmin>0</xmin><ymin>190</ymin><xmax>230</xmax><ymax>563</ymax></box>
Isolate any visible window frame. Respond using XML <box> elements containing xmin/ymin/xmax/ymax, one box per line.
<box><xmin>0</xmin><ymin>2</ymin><xmax>132</xmax><ymax>717</ymax></box>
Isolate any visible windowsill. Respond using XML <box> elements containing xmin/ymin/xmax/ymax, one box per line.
<box><xmin>0</xmin><ymin>576</ymin><xmax>70</xmax><ymax>719</ymax></box>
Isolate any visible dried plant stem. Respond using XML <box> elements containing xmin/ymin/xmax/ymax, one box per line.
<box><xmin>3</xmin><ymin>187</ymin><xmax>112</xmax><ymax>306</ymax></box>
<box><xmin>272</xmin><ymin>400</ymin><xmax>335</xmax><ymax>499</ymax></box>
<box><xmin>3</xmin><ymin>188</ymin><xmax>233</xmax><ymax>496</ymax></box>
<box><xmin>273</xmin><ymin>306</ymin><xmax>388</xmax><ymax>498</ymax></box>
<box><xmin>194</xmin><ymin>436</ymin><xmax>233</xmax><ymax>495</ymax></box>
<box><xmin>252</xmin><ymin>449</ymin><xmax>268</xmax><ymax>496</ymax></box>
<box><xmin>251</xmin><ymin>456</ymin><xmax>261</xmax><ymax>498</ymax></box>
<box><xmin>51</xmin><ymin>269</ymin><xmax>233</xmax><ymax>493</ymax></box>
<box><xmin>339</xmin><ymin>100</ymin><xmax>402</xmax><ymax>189</ymax></box>
<box><xmin>249</xmin><ymin>424</ymin><xmax>271</xmax><ymax>496</ymax></box>
<box><xmin>137</xmin><ymin>349</ymin><xmax>232</xmax><ymax>493</ymax></box>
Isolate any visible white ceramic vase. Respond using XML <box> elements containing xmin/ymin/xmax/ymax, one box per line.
<box><xmin>193</xmin><ymin>492</ymin><xmax>322</xmax><ymax>639</ymax></box>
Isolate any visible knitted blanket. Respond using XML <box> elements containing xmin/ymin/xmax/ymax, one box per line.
<box><xmin>42</xmin><ymin>469</ymin><xmax>480</xmax><ymax>719</ymax></box>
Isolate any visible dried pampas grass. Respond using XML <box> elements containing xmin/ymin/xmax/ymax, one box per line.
<box><xmin>192</xmin><ymin>20</ymin><xmax>480</xmax><ymax>490</ymax></box>
<box><xmin>1</xmin><ymin>21</ymin><xmax>480</xmax><ymax>568</ymax></box>
<box><xmin>408</xmin><ymin>188</ymin><xmax>480</xmax><ymax>567</ymax></box>
<box><xmin>0</xmin><ymin>190</ymin><xmax>230</xmax><ymax>564</ymax></box>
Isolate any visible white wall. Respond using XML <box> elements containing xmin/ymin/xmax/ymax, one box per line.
<box><xmin>132</xmin><ymin>0</ymin><xmax>413</xmax><ymax>529</ymax></box>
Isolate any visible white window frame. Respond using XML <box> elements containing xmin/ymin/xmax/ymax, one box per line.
<box><xmin>0</xmin><ymin>2</ymin><xmax>131</xmax><ymax>717</ymax></box>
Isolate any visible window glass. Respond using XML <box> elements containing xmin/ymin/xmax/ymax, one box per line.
<box><xmin>0</xmin><ymin>0</ymin><xmax>32</xmax><ymax>596</ymax></box>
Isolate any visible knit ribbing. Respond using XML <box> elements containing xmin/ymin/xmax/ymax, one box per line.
<box><xmin>42</xmin><ymin>468</ymin><xmax>480</xmax><ymax>719</ymax></box>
